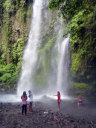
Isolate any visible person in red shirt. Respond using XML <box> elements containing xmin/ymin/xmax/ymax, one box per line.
<box><xmin>77</xmin><ymin>97</ymin><xmax>83</xmax><ymax>107</ymax></box>
<box><xmin>54</xmin><ymin>91</ymin><xmax>61</xmax><ymax>112</ymax></box>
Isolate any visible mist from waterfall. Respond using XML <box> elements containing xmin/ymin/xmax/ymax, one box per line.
<box><xmin>56</xmin><ymin>18</ymin><xmax>70</xmax><ymax>95</ymax></box>
<box><xmin>47</xmin><ymin>32</ymin><xmax>70</xmax><ymax>98</ymax></box>
<box><xmin>46</xmin><ymin>15</ymin><xmax>70</xmax><ymax>97</ymax></box>
<box><xmin>0</xmin><ymin>0</ymin><xmax>71</xmax><ymax>103</ymax></box>
<box><xmin>57</xmin><ymin>35</ymin><xmax>70</xmax><ymax>95</ymax></box>
<box><xmin>17</xmin><ymin>0</ymin><xmax>43</xmax><ymax>96</ymax></box>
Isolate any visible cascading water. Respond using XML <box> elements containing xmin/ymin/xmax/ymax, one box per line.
<box><xmin>57</xmin><ymin>35</ymin><xmax>70</xmax><ymax>95</ymax></box>
<box><xmin>0</xmin><ymin>0</ymin><xmax>71</xmax><ymax>102</ymax></box>
<box><xmin>46</xmin><ymin>31</ymin><xmax>70</xmax><ymax>99</ymax></box>
<box><xmin>17</xmin><ymin>0</ymin><xmax>43</xmax><ymax>96</ymax></box>
<box><xmin>46</xmin><ymin>15</ymin><xmax>70</xmax><ymax>98</ymax></box>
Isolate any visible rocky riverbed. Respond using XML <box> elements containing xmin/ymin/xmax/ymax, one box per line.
<box><xmin>0</xmin><ymin>99</ymin><xmax>96</xmax><ymax>128</ymax></box>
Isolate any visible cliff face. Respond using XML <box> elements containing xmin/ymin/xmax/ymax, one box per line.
<box><xmin>0</xmin><ymin>0</ymin><xmax>60</xmax><ymax>92</ymax></box>
<box><xmin>49</xmin><ymin>0</ymin><xmax>96</xmax><ymax>100</ymax></box>
<box><xmin>0</xmin><ymin>0</ymin><xmax>33</xmax><ymax>89</ymax></box>
<box><xmin>0</xmin><ymin>0</ymin><xmax>96</xmax><ymax>100</ymax></box>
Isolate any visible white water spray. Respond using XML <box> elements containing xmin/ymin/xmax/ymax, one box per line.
<box><xmin>57</xmin><ymin>35</ymin><xmax>70</xmax><ymax>95</ymax></box>
<box><xmin>17</xmin><ymin>0</ymin><xmax>43</xmax><ymax>96</ymax></box>
<box><xmin>47</xmin><ymin>16</ymin><xmax>70</xmax><ymax>97</ymax></box>
<box><xmin>0</xmin><ymin>0</ymin><xmax>72</xmax><ymax>103</ymax></box>
<box><xmin>47</xmin><ymin>34</ymin><xmax>70</xmax><ymax>99</ymax></box>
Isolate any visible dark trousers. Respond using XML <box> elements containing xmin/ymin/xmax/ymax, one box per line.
<box><xmin>22</xmin><ymin>104</ymin><xmax>27</xmax><ymax>115</ymax></box>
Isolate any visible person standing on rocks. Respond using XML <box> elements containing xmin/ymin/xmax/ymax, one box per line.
<box><xmin>21</xmin><ymin>91</ymin><xmax>27</xmax><ymax>115</ymax></box>
<box><xmin>28</xmin><ymin>90</ymin><xmax>33</xmax><ymax>112</ymax></box>
<box><xmin>54</xmin><ymin>91</ymin><xmax>61</xmax><ymax>112</ymax></box>
<box><xmin>77</xmin><ymin>97</ymin><xmax>83</xmax><ymax>107</ymax></box>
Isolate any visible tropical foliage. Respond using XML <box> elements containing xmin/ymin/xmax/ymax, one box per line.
<box><xmin>49</xmin><ymin>0</ymin><xmax>96</xmax><ymax>99</ymax></box>
<box><xmin>0</xmin><ymin>0</ymin><xmax>32</xmax><ymax>86</ymax></box>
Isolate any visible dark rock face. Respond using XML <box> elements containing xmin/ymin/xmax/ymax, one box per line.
<box><xmin>0</xmin><ymin>102</ymin><xmax>96</xmax><ymax>128</ymax></box>
<box><xmin>0</xmin><ymin>82</ymin><xmax>16</xmax><ymax>94</ymax></box>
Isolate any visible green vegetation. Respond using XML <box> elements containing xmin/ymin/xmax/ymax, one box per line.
<box><xmin>49</xmin><ymin>0</ymin><xmax>96</xmax><ymax>99</ymax></box>
<box><xmin>0</xmin><ymin>0</ymin><xmax>96</xmax><ymax>100</ymax></box>
<box><xmin>0</xmin><ymin>63</ymin><xmax>17</xmax><ymax>83</ymax></box>
<box><xmin>34</xmin><ymin>37</ymin><xmax>56</xmax><ymax>87</ymax></box>
<box><xmin>0</xmin><ymin>0</ymin><xmax>32</xmax><ymax>87</ymax></box>
<box><xmin>0</xmin><ymin>0</ymin><xmax>59</xmax><ymax>90</ymax></box>
<box><xmin>39</xmin><ymin>37</ymin><xmax>56</xmax><ymax>54</ymax></box>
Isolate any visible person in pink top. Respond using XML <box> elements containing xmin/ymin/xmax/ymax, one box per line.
<box><xmin>21</xmin><ymin>91</ymin><xmax>27</xmax><ymax>115</ymax></box>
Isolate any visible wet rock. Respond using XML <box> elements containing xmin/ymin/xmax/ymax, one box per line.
<box><xmin>0</xmin><ymin>102</ymin><xmax>96</xmax><ymax>128</ymax></box>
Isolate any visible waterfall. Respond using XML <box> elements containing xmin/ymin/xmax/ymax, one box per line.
<box><xmin>17</xmin><ymin>0</ymin><xmax>43</xmax><ymax>96</ymax></box>
<box><xmin>57</xmin><ymin>35</ymin><xmax>70</xmax><ymax>95</ymax></box>
<box><xmin>46</xmin><ymin>16</ymin><xmax>70</xmax><ymax>97</ymax></box>
<box><xmin>47</xmin><ymin>33</ymin><xmax>70</xmax><ymax>98</ymax></box>
<box><xmin>0</xmin><ymin>0</ymin><xmax>71</xmax><ymax>102</ymax></box>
